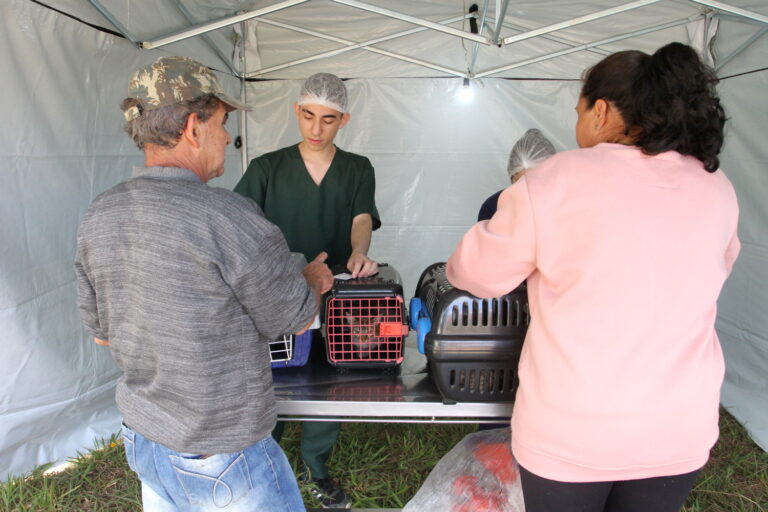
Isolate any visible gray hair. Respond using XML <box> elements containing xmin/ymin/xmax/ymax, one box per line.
<box><xmin>120</xmin><ymin>93</ymin><xmax>221</xmax><ymax>150</ymax></box>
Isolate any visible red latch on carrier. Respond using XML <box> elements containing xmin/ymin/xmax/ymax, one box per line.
<box><xmin>378</xmin><ymin>322</ymin><xmax>408</xmax><ymax>337</ymax></box>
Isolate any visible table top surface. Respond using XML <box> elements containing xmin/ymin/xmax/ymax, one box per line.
<box><xmin>272</xmin><ymin>345</ymin><xmax>514</xmax><ymax>422</ymax></box>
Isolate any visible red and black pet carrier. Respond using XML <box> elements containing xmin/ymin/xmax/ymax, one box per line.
<box><xmin>322</xmin><ymin>264</ymin><xmax>409</xmax><ymax>369</ymax></box>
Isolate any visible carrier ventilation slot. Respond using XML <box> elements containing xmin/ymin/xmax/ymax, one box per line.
<box><xmin>425</xmin><ymin>287</ymin><xmax>438</xmax><ymax>319</ymax></box>
<box><xmin>450</xmin><ymin>298</ymin><xmax>525</xmax><ymax>327</ymax></box>
<box><xmin>447</xmin><ymin>368</ymin><xmax>515</xmax><ymax>395</ymax></box>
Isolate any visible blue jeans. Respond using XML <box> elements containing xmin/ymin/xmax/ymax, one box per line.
<box><xmin>121</xmin><ymin>423</ymin><xmax>306</xmax><ymax>512</ymax></box>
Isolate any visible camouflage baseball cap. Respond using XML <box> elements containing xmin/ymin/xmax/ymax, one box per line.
<box><xmin>124</xmin><ymin>56</ymin><xmax>250</xmax><ymax>121</ymax></box>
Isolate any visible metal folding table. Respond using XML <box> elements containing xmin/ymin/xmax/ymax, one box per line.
<box><xmin>274</xmin><ymin>343</ymin><xmax>513</xmax><ymax>511</ymax></box>
<box><xmin>274</xmin><ymin>363</ymin><xmax>513</xmax><ymax>424</ymax></box>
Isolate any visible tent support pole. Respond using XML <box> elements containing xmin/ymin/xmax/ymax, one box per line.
<box><xmin>502</xmin><ymin>0</ymin><xmax>663</xmax><ymax>45</ymax></box>
<box><xmin>489</xmin><ymin>0</ymin><xmax>511</xmax><ymax>45</ymax></box>
<box><xmin>88</xmin><ymin>0</ymin><xmax>138</xmax><ymax>44</ymax></box>
<box><xmin>484</xmin><ymin>18</ymin><xmax>611</xmax><ymax>56</ymax></box>
<box><xmin>688</xmin><ymin>0</ymin><xmax>768</xmax><ymax>25</ymax></box>
<box><xmin>330</xmin><ymin>0</ymin><xmax>491</xmax><ymax>45</ymax></box>
<box><xmin>239</xmin><ymin>21</ymin><xmax>248</xmax><ymax>176</ymax></box>
<box><xmin>468</xmin><ymin>0</ymin><xmax>491</xmax><ymax>77</ymax></box>
<box><xmin>716</xmin><ymin>26</ymin><xmax>768</xmax><ymax>71</ymax></box>
<box><xmin>479</xmin><ymin>14</ymin><xmax>702</xmax><ymax>77</ymax></box>
<box><xmin>171</xmin><ymin>0</ymin><xmax>238</xmax><ymax>75</ymax></box>
<box><xmin>247</xmin><ymin>17</ymin><xmax>467</xmax><ymax>78</ymax></box>
<box><xmin>140</xmin><ymin>0</ymin><xmax>308</xmax><ymax>50</ymax></box>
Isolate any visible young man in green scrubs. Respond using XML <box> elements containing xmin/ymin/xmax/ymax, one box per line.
<box><xmin>234</xmin><ymin>73</ymin><xmax>380</xmax><ymax>509</ymax></box>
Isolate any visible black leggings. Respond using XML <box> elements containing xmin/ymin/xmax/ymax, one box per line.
<box><xmin>519</xmin><ymin>465</ymin><xmax>701</xmax><ymax>512</ymax></box>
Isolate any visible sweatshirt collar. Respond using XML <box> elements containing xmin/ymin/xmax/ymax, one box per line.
<box><xmin>131</xmin><ymin>166</ymin><xmax>202</xmax><ymax>182</ymax></box>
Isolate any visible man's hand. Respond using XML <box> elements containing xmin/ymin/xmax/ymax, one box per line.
<box><xmin>347</xmin><ymin>252</ymin><xmax>378</xmax><ymax>278</ymax></box>
<box><xmin>94</xmin><ymin>338</ymin><xmax>110</xmax><ymax>346</ymax></box>
<box><xmin>303</xmin><ymin>252</ymin><xmax>334</xmax><ymax>295</ymax></box>
<box><xmin>298</xmin><ymin>253</ymin><xmax>333</xmax><ymax>334</ymax></box>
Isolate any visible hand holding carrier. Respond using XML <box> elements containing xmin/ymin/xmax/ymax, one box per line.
<box><xmin>410</xmin><ymin>262</ymin><xmax>528</xmax><ymax>403</ymax></box>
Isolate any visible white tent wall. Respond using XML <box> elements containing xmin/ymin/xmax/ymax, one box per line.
<box><xmin>715</xmin><ymin>23</ymin><xmax>768</xmax><ymax>450</ymax></box>
<box><xmin>1</xmin><ymin>0</ymin><xmax>766</xmax><ymax>481</ymax></box>
<box><xmin>0</xmin><ymin>0</ymin><xmax>246</xmax><ymax>479</ymax></box>
<box><xmin>243</xmin><ymin>10</ymin><xmax>768</xmax><ymax>453</ymax></box>
<box><xmin>244</xmin><ymin>77</ymin><xmax>581</xmax><ymax>301</ymax></box>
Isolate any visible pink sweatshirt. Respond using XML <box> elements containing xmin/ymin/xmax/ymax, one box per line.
<box><xmin>447</xmin><ymin>143</ymin><xmax>740</xmax><ymax>482</ymax></box>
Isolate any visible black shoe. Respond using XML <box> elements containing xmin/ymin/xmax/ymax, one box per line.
<box><xmin>301</xmin><ymin>475</ymin><xmax>351</xmax><ymax>509</ymax></box>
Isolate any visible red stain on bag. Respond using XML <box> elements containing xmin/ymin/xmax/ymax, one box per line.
<box><xmin>451</xmin><ymin>489</ymin><xmax>506</xmax><ymax>512</ymax></box>
<box><xmin>451</xmin><ymin>475</ymin><xmax>479</xmax><ymax>496</ymax></box>
<box><xmin>473</xmin><ymin>442</ymin><xmax>519</xmax><ymax>484</ymax></box>
<box><xmin>449</xmin><ymin>441</ymin><xmax>519</xmax><ymax>511</ymax></box>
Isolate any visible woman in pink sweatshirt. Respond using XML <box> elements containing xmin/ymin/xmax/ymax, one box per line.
<box><xmin>446</xmin><ymin>42</ymin><xmax>739</xmax><ymax>512</ymax></box>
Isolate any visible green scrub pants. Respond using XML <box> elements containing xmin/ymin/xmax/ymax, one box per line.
<box><xmin>272</xmin><ymin>332</ymin><xmax>341</xmax><ymax>479</ymax></box>
<box><xmin>272</xmin><ymin>420</ymin><xmax>341</xmax><ymax>479</ymax></box>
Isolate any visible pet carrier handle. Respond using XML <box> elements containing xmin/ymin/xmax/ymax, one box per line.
<box><xmin>409</xmin><ymin>297</ymin><xmax>423</xmax><ymax>330</ymax></box>
<box><xmin>416</xmin><ymin>316</ymin><xmax>431</xmax><ymax>354</ymax></box>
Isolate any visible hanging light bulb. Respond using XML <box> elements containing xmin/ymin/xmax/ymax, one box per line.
<box><xmin>457</xmin><ymin>77</ymin><xmax>474</xmax><ymax>102</ymax></box>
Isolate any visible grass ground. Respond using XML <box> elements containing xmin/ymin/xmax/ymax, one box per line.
<box><xmin>1</xmin><ymin>409</ymin><xmax>766</xmax><ymax>511</ymax></box>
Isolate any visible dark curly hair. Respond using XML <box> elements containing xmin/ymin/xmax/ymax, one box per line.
<box><xmin>581</xmin><ymin>42</ymin><xmax>726</xmax><ymax>172</ymax></box>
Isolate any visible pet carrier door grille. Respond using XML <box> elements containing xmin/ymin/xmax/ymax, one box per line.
<box><xmin>269</xmin><ymin>330</ymin><xmax>313</xmax><ymax>368</ymax></box>
<box><xmin>269</xmin><ymin>335</ymin><xmax>293</xmax><ymax>363</ymax></box>
<box><xmin>325</xmin><ymin>296</ymin><xmax>406</xmax><ymax>363</ymax></box>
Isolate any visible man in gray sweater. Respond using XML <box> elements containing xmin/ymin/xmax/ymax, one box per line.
<box><xmin>74</xmin><ymin>56</ymin><xmax>330</xmax><ymax>512</ymax></box>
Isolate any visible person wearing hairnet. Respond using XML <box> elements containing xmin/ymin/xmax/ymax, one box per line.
<box><xmin>235</xmin><ymin>72</ymin><xmax>380</xmax><ymax>509</ymax></box>
<box><xmin>477</xmin><ymin>128</ymin><xmax>556</xmax><ymax>221</ymax></box>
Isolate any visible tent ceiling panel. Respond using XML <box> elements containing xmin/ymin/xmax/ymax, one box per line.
<box><xmin>86</xmin><ymin>0</ymin><xmax>196</xmax><ymax>40</ymax></box>
<box><xmin>714</xmin><ymin>15</ymin><xmax>768</xmax><ymax>73</ymax></box>
<box><xmin>139</xmin><ymin>0</ymin><xmax>309</xmax><ymax>49</ymax></box>
<box><xmin>690</xmin><ymin>0</ymin><xmax>768</xmax><ymax>24</ymax></box>
<box><xmin>42</xmin><ymin>0</ymin><xmax>768</xmax><ymax>79</ymax></box>
<box><xmin>243</xmin><ymin>0</ymin><xmax>701</xmax><ymax>77</ymax></box>
<box><xmin>38</xmin><ymin>0</ymin><xmax>109</xmax><ymax>29</ymax></box>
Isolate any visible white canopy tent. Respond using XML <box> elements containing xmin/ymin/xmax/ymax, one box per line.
<box><xmin>1</xmin><ymin>0</ymin><xmax>766</xmax><ymax>480</ymax></box>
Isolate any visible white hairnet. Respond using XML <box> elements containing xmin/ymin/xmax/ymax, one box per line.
<box><xmin>507</xmin><ymin>128</ymin><xmax>556</xmax><ymax>179</ymax></box>
<box><xmin>298</xmin><ymin>72</ymin><xmax>348</xmax><ymax>113</ymax></box>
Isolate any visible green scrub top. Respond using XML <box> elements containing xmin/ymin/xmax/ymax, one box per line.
<box><xmin>234</xmin><ymin>144</ymin><xmax>381</xmax><ymax>268</ymax></box>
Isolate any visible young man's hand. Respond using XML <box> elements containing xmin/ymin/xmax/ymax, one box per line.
<box><xmin>348</xmin><ymin>252</ymin><xmax>378</xmax><ymax>278</ymax></box>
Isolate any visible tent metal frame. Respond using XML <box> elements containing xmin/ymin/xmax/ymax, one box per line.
<box><xmin>717</xmin><ymin>26</ymin><xmax>768</xmax><ymax>71</ymax></box>
<box><xmin>500</xmin><ymin>0</ymin><xmax>663</xmax><ymax>46</ymax></box>
<box><xmin>485</xmin><ymin>18</ymin><xmax>611</xmax><ymax>57</ymax></box>
<box><xmin>139</xmin><ymin>0</ymin><xmax>310</xmax><ymax>49</ymax></box>
<box><xmin>690</xmin><ymin>0</ymin><xmax>768</xmax><ymax>24</ymax></box>
<box><xmin>246</xmin><ymin>15</ymin><xmax>471</xmax><ymax>78</ymax></box>
<box><xmin>88</xmin><ymin>0</ymin><xmax>138</xmax><ymax>44</ymax></box>
<box><xmin>171</xmin><ymin>0</ymin><xmax>238</xmax><ymax>75</ymax></box>
<box><xmin>476</xmin><ymin>13</ymin><xmax>703</xmax><ymax>77</ymax></box>
<box><xmin>89</xmin><ymin>0</ymin><xmax>767</xmax><ymax>80</ymax></box>
<box><xmin>329</xmin><ymin>0</ymin><xmax>491</xmax><ymax>44</ymax></box>
<box><xmin>85</xmin><ymin>0</ymin><xmax>768</xmax><ymax>176</ymax></box>
<box><xmin>468</xmin><ymin>0</ymin><xmax>492</xmax><ymax>76</ymax></box>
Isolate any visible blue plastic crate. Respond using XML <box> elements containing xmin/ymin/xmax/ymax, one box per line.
<box><xmin>269</xmin><ymin>330</ymin><xmax>313</xmax><ymax>368</ymax></box>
